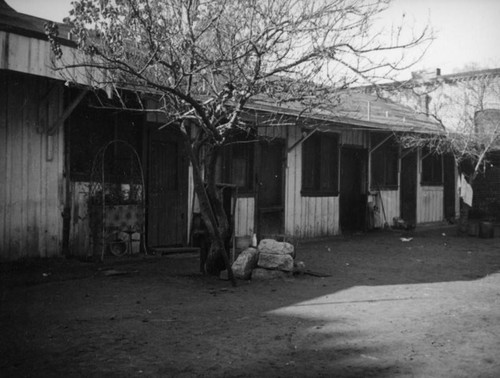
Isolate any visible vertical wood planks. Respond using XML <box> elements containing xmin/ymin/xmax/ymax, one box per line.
<box><xmin>0</xmin><ymin>31</ymin><xmax>96</xmax><ymax>86</ymax></box>
<box><xmin>341</xmin><ymin>129</ymin><xmax>368</xmax><ymax>147</ymax></box>
<box><xmin>6</xmin><ymin>71</ymin><xmax>23</xmax><ymax>258</ymax></box>
<box><xmin>0</xmin><ymin>69</ymin><xmax>7</xmax><ymax>255</ymax></box>
<box><xmin>283</xmin><ymin>125</ymin><xmax>341</xmax><ymax>239</ymax></box>
<box><xmin>0</xmin><ymin>72</ymin><xmax>64</xmax><ymax>260</ymax></box>
<box><xmin>418</xmin><ymin>187</ymin><xmax>444</xmax><ymax>223</ymax></box>
<box><xmin>234</xmin><ymin>197</ymin><xmax>255</xmax><ymax>237</ymax></box>
<box><xmin>374</xmin><ymin>190</ymin><xmax>399</xmax><ymax>228</ymax></box>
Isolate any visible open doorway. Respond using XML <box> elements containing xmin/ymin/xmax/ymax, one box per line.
<box><xmin>340</xmin><ymin>147</ymin><xmax>368</xmax><ymax>232</ymax></box>
<box><xmin>256</xmin><ymin>140</ymin><xmax>286</xmax><ymax>239</ymax></box>
<box><xmin>400</xmin><ymin>150</ymin><xmax>418</xmax><ymax>226</ymax></box>
<box><xmin>147</xmin><ymin>127</ymin><xmax>188</xmax><ymax>248</ymax></box>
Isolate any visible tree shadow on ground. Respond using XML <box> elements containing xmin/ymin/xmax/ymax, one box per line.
<box><xmin>1</xmin><ymin>227</ymin><xmax>499</xmax><ymax>377</ymax></box>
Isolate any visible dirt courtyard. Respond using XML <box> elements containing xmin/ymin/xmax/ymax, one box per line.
<box><xmin>1</xmin><ymin>226</ymin><xmax>499</xmax><ymax>377</ymax></box>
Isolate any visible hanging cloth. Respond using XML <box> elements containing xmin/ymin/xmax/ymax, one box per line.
<box><xmin>457</xmin><ymin>173</ymin><xmax>473</xmax><ymax>207</ymax></box>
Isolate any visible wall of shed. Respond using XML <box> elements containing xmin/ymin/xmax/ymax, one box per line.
<box><xmin>234</xmin><ymin>197</ymin><xmax>255</xmax><ymax>237</ymax></box>
<box><xmin>0</xmin><ymin>71</ymin><xmax>65</xmax><ymax>260</ymax></box>
<box><xmin>373</xmin><ymin>190</ymin><xmax>400</xmax><ymax>228</ymax></box>
<box><xmin>283</xmin><ymin>127</ymin><xmax>369</xmax><ymax>238</ymax></box>
<box><xmin>219</xmin><ymin>123</ymin><xmax>448</xmax><ymax>240</ymax></box>
<box><xmin>418</xmin><ymin>186</ymin><xmax>444</xmax><ymax>223</ymax></box>
<box><xmin>417</xmin><ymin>149</ymin><xmax>445</xmax><ymax>223</ymax></box>
<box><xmin>0</xmin><ymin>31</ymin><xmax>100</xmax><ymax>86</ymax></box>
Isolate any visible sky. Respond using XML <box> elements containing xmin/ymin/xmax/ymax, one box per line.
<box><xmin>6</xmin><ymin>0</ymin><xmax>500</xmax><ymax>79</ymax></box>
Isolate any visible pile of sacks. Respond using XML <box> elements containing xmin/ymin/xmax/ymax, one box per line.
<box><xmin>231</xmin><ymin>239</ymin><xmax>305</xmax><ymax>280</ymax></box>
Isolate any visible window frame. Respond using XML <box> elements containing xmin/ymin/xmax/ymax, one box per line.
<box><xmin>370</xmin><ymin>133</ymin><xmax>399</xmax><ymax>190</ymax></box>
<box><xmin>421</xmin><ymin>148</ymin><xmax>444</xmax><ymax>186</ymax></box>
<box><xmin>220</xmin><ymin>139</ymin><xmax>255</xmax><ymax>195</ymax></box>
<box><xmin>301</xmin><ymin>132</ymin><xmax>339</xmax><ymax>197</ymax></box>
<box><xmin>68</xmin><ymin>92</ymin><xmax>143</xmax><ymax>182</ymax></box>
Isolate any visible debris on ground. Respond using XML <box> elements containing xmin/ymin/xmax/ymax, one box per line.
<box><xmin>101</xmin><ymin>269</ymin><xmax>138</xmax><ymax>276</ymax></box>
<box><xmin>400</xmin><ymin>237</ymin><xmax>413</xmax><ymax>242</ymax></box>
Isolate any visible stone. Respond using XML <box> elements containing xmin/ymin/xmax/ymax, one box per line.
<box><xmin>257</xmin><ymin>252</ymin><xmax>294</xmax><ymax>272</ymax></box>
<box><xmin>257</xmin><ymin>239</ymin><xmax>294</xmax><ymax>257</ymax></box>
<box><xmin>251</xmin><ymin>268</ymin><xmax>290</xmax><ymax>280</ymax></box>
<box><xmin>231</xmin><ymin>247</ymin><xmax>259</xmax><ymax>280</ymax></box>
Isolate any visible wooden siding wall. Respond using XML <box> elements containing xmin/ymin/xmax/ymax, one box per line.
<box><xmin>0</xmin><ymin>72</ymin><xmax>64</xmax><ymax>260</ymax></box>
<box><xmin>341</xmin><ymin>129</ymin><xmax>368</xmax><ymax>147</ymax></box>
<box><xmin>234</xmin><ymin>197</ymin><xmax>255</xmax><ymax>237</ymax></box>
<box><xmin>418</xmin><ymin>186</ymin><xmax>444</xmax><ymax>223</ymax></box>
<box><xmin>0</xmin><ymin>31</ymin><xmax>103</xmax><ymax>86</ymax></box>
<box><xmin>417</xmin><ymin>149</ymin><xmax>444</xmax><ymax>223</ymax></box>
<box><xmin>373</xmin><ymin>190</ymin><xmax>400</xmax><ymax>228</ymax></box>
<box><xmin>285</xmin><ymin>126</ymin><xmax>338</xmax><ymax>238</ymax></box>
<box><xmin>231</xmin><ymin>124</ymin><xmax>283</xmax><ymax>238</ymax></box>
<box><xmin>0</xmin><ymin>32</ymin><xmax>55</xmax><ymax>78</ymax></box>
<box><xmin>229</xmin><ymin>124</ymin><xmax>286</xmax><ymax>239</ymax></box>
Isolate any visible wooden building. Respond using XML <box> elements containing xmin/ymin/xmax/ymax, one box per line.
<box><xmin>0</xmin><ymin>1</ymin><xmax>191</xmax><ymax>259</ymax></box>
<box><xmin>0</xmin><ymin>1</ymin><xmax>449</xmax><ymax>261</ymax></box>
<box><xmin>378</xmin><ymin>68</ymin><xmax>500</xmax><ymax>223</ymax></box>
<box><xmin>230</xmin><ymin>92</ymin><xmax>449</xmax><ymax>242</ymax></box>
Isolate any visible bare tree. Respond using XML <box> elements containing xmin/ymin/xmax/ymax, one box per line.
<box><xmin>47</xmin><ymin>0</ymin><xmax>432</xmax><ymax>281</ymax></box>
<box><xmin>398</xmin><ymin>69</ymin><xmax>500</xmax><ymax>233</ymax></box>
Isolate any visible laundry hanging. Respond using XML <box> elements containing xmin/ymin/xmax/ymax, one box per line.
<box><xmin>457</xmin><ymin>173</ymin><xmax>473</xmax><ymax>207</ymax></box>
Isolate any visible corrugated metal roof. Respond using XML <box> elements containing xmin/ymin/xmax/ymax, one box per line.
<box><xmin>439</xmin><ymin>68</ymin><xmax>500</xmax><ymax>83</ymax></box>
<box><xmin>0</xmin><ymin>1</ymin><xmax>442</xmax><ymax>134</ymax></box>
<box><xmin>245</xmin><ymin>91</ymin><xmax>442</xmax><ymax>134</ymax></box>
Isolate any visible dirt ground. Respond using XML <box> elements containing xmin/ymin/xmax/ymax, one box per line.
<box><xmin>1</xmin><ymin>226</ymin><xmax>500</xmax><ymax>378</ymax></box>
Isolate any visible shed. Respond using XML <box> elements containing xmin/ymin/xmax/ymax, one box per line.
<box><xmin>0</xmin><ymin>1</ymin><xmax>449</xmax><ymax>261</ymax></box>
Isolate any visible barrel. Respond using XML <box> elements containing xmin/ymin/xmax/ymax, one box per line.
<box><xmin>479</xmin><ymin>221</ymin><xmax>494</xmax><ymax>238</ymax></box>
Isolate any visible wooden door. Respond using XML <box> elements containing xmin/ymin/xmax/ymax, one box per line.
<box><xmin>400</xmin><ymin>150</ymin><xmax>417</xmax><ymax>225</ymax></box>
<box><xmin>257</xmin><ymin>140</ymin><xmax>285</xmax><ymax>238</ymax></box>
<box><xmin>340</xmin><ymin>147</ymin><xmax>368</xmax><ymax>232</ymax></box>
<box><xmin>147</xmin><ymin>128</ymin><xmax>188</xmax><ymax>247</ymax></box>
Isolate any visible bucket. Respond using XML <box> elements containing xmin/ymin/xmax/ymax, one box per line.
<box><xmin>235</xmin><ymin>236</ymin><xmax>252</xmax><ymax>250</ymax></box>
<box><xmin>467</xmin><ymin>222</ymin><xmax>478</xmax><ymax>236</ymax></box>
<box><xmin>479</xmin><ymin>221</ymin><xmax>494</xmax><ymax>238</ymax></box>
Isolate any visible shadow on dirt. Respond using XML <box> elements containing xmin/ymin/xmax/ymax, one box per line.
<box><xmin>1</xmin><ymin>227</ymin><xmax>499</xmax><ymax>377</ymax></box>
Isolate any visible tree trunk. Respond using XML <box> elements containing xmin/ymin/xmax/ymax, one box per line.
<box><xmin>203</xmin><ymin>145</ymin><xmax>231</xmax><ymax>273</ymax></box>
<box><xmin>180</xmin><ymin>130</ymin><xmax>235</xmax><ymax>285</ymax></box>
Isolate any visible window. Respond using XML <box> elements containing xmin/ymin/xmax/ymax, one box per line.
<box><xmin>371</xmin><ymin>133</ymin><xmax>399</xmax><ymax>189</ymax></box>
<box><xmin>68</xmin><ymin>90</ymin><xmax>143</xmax><ymax>181</ymax></box>
<box><xmin>421</xmin><ymin>149</ymin><xmax>443</xmax><ymax>185</ymax></box>
<box><xmin>220</xmin><ymin>141</ymin><xmax>255</xmax><ymax>193</ymax></box>
<box><xmin>301</xmin><ymin>132</ymin><xmax>339</xmax><ymax>196</ymax></box>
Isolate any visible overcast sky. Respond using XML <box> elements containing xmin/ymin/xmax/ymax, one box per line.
<box><xmin>6</xmin><ymin>0</ymin><xmax>500</xmax><ymax>78</ymax></box>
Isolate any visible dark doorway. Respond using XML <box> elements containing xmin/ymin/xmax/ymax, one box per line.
<box><xmin>443</xmin><ymin>154</ymin><xmax>456</xmax><ymax>221</ymax></box>
<box><xmin>340</xmin><ymin>147</ymin><xmax>368</xmax><ymax>232</ymax></box>
<box><xmin>147</xmin><ymin>127</ymin><xmax>188</xmax><ymax>248</ymax></box>
<box><xmin>400</xmin><ymin>150</ymin><xmax>418</xmax><ymax>225</ymax></box>
<box><xmin>257</xmin><ymin>140</ymin><xmax>285</xmax><ymax>239</ymax></box>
